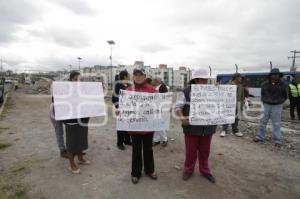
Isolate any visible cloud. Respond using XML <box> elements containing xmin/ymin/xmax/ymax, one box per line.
<box><xmin>50</xmin><ymin>0</ymin><xmax>96</xmax><ymax>15</ymax></box>
<box><xmin>138</xmin><ymin>43</ymin><xmax>170</xmax><ymax>53</ymax></box>
<box><xmin>1</xmin><ymin>0</ymin><xmax>300</xmax><ymax>71</ymax></box>
<box><xmin>0</xmin><ymin>0</ymin><xmax>43</xmax><ymax>44</ymax></box>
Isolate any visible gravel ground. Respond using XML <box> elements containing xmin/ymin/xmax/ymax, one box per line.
<box><xmin>0</xmin><ymin>86</ymin><xmax>299</xmax><ymax>199</ymax></box>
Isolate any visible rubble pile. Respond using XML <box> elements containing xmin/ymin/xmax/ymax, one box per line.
<box><xmin>27</xmin><ymin>77</ymin><xmax>51</xmax><ymax>94</ymax></box>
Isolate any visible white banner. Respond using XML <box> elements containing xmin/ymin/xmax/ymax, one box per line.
<box><xmin>117</xmin><ymin>90</ymin><xmax>173</xmax><ymax>131</ymax></box>
<box><xmin>189</xmin><ymin>85</ymin><xmax>237</xmax><ymax>125</ymax></box>
<box><xmin>53</xmin><ymin>82</ymin><xmax>106</xmax><ymax>120</ymax></box>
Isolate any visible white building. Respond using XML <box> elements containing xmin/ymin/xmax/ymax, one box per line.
<box><xmin>148</xmin><ymin>64</ymin><xmax>174</xmax><ymax>87</ymax></box>
<box><xmin>78</xmin><ymin>63</ymin><xmax>192</xmax><ymax>90</ymax></box>
<box><xmin>173</xmin><ymin>66</ymin><xmax>191</xmax><ymax>89</ymax></box>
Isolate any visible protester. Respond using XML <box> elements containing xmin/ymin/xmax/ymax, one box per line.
<box><xmin>62</xmin><ymin>71</ymin><xmax>91</xmax><ymax>174</ymax></box>
<box><xmin>112</xmin><ymin>70</ymin><xmax>132</xmax><ymax>150</ymax></box>
<box><xmin>151</xmin><ymin>77</ymin><xmax>169</xmax><ymax>147</ymax></box>
<box><xmin>220</xmin><ymin>73</ymin><xmax>245</xmax><ymax>137</ymax></box>
<box><xmin>254</xmin><ymin>68</ymin><xmax>288</xmax><ymax>147</ymax></box>
<box><xmin>175</xmin><ymin>69</ymin><xmax>216</xmax><ymax>183</ymax></box>
<box><xmin>50</xmin><ymin>80</ymin><xmax>68</xmax><ymax>158</ymax></box>
<box><xmin>127</xmin><ymin>68</ymin><xmax>157</xmax><ymax>184</ymax></box>
<box><xmin>288</xmin><ymin>77</ymin><xmax>300</xmax><ymax>120</ymax></box>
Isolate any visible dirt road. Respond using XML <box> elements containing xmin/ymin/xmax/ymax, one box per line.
<box><xmin>0</xmin><ymin>88</ymin><xmax>299</xmax><ymax>199</ymax></box>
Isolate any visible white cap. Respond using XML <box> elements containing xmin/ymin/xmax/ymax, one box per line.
<box><xmin>190</xmin><ymin>69</ymin><xmax>211</xmax><ymax>80</ymax></box>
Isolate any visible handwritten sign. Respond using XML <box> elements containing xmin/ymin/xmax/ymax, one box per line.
<box><xmin>189</xmin><ymin>85</ymin><xmax>237</xmax><ymax>125</ymax></box>
<box><xmin>53</xmin><ymin>82</ymin><xmax>106</xmax><ymax>120</ymax></box>
<box><xmin>117</xmin><ymin>90</ymin><xmax>173</xmax><ymax>131</ymax></box>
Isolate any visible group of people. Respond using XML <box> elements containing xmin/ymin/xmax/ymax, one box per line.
<box><xmin>50</xmin><ymin>67</ymin><xmax>297</xmax><ymax>184</ymax></box>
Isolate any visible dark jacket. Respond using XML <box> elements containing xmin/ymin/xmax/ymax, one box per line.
<box><xmin>261</xmin><ymin>80</ymin><xmax>287</xmax><ymax>105</ymax></box>
<box><xmin>112</xmin><ymin>82</ymin><xmax>130</xmax><ymax>108</ymax></box>
<box><xmin>181</xmin><ymin>86</ymin><xmax>217</xmax><ymax>136</ymax></box>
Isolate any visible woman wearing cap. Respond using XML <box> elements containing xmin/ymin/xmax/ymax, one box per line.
<box><xmin>127</xmin><ymin>68</ymin><xmax>158</xmax><ymax>184</ymax></box>
<box><xmin>62</xmin><ymin>71</ymin><xmax>91</xmax><ymax>174</ymax></box>
<box><xmin>175</xmin><ymin>69</ymin><xmax>216</xmax><ymax>183</ymax></box>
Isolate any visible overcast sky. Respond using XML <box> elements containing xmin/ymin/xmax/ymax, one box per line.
<box><xmin>0</xmin><ymin>0</ymin><xmax>300</xmax><ymax>73</ymax></box>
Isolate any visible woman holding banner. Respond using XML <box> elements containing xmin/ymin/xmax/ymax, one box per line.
<box><xmin>62</xmin><ymin>71</ymin><xmax>91</xmax><ymax>174</ymax></box>
<box><xmin>175</xmin><ymin>69</ymin><xmax>216</xmax><ymax>183</ymax></box>
<box><xmin>127</xmin><ymin>68</ymin><xmax>158</xmax><ymax>184</ymax></box>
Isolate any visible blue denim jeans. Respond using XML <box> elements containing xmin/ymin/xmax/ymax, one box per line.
<box><xmin>256</xmin><ymin>103</ymin><xmax>282</xmax><ymax>144</ymax></box>
<box><xmin>50</xmin><ymin>107</ymin><xmax>66</xmax><ymax>152</ymax></box>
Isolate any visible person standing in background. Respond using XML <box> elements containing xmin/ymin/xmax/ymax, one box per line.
<box><xmin>288</xmin><ymin>77</ymin><xmax>300</xmax><ymax>120</ymax></box>
<box><xmin>254</xmin><ymin>68</ymin><xmax>288</xmax><ymax>147</ymax></box>
<box><xmin>152</xmin><ymin>77</ymin><xmax>169</xmax><ymax>147</ymax></box>
<box><xmin>220</xmin><ymin>73</ymin><xmax>245</xmax><ymax>137</ymax></box>
<box><xmin>49</xmin><ymin>80</ymin><xmax>68</xmax><ymax>158</ymax></box>
<box><xmin>112</xmin><ymin>70</ymin><xmax>132</xmax><ymax>150</ymax></box>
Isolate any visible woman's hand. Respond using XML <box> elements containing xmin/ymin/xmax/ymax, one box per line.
<box><xmin>181</xmin><ymin>118</ymin><xmax>189</xmax><ymax>126</ymax></box>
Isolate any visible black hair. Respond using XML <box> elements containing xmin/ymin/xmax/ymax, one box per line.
<box><xmin>146</xmin><ymin>78</ymin><xmax>152</xmax><ymax>84</ymax></box>
<box><xmin>119</xmin><ymin>70</ymin><xmax>129</xmax><ymax>80</ymax></box>
<box><xmin>69</xmin><ymin>71</ymin><xmax>81</xmax><ymax>81</ymax></box>
<box><xmin>159</xmin><ymin>83</ymin><xmax>168</xmax><ymax>93</ymax></box>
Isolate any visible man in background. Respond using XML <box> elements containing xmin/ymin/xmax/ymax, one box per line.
<box><xmin>288</xmin><ymin>77</ymin><xmax>300</xmax><ymax>120</ymax></box>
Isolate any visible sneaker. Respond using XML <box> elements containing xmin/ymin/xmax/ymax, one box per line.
<box><xmin>275</xmin><ymin>143</ymin><xmax>282</xmax><ymax>148</ymax></box>
<box><xmin>182</xmin><ymin>172</ymin><xmax>193</xmax><ymax>181</ymax></box>
<box><xmin>234</xmin><ymin>132</ymin><xmax>244</xmax><ymax>137</ymax></box>
<box><xmin>253</xmin><ymin>137</ymin><xmax>263</xmax><ymax>142</ymax></box>
<box><xmin>220</xmin><ymin>131</ymin><xmax>226</xmax><ymax>137</ymax></box>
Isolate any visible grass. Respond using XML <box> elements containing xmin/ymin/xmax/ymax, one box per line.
<box><xmin>0</xmin><ymin>95</ymin><xmax>14</xmax><ymax>121</ymax></box>
<box><xmin>0</xmin><ymin>158</ymin><xmax>43</xmax><ymax>199</ymax></box>
<box><xmin>0</xmin><ymin>142</ymin><xmax>11</xmax><ymax>150</ymax></box>
<box><xmin>0</xmin><ymin>127</ymin><xmax>9</xmax><ymax>135</ymax></box>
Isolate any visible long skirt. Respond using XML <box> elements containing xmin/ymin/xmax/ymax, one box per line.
<box><xmin>65</xmin><ymin>123</ymin><xmax>88</xmax><ymax>153</ymax></box>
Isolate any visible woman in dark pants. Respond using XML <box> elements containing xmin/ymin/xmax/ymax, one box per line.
<box><xmin>112</xmin><ymin>70</ymin><xmax>131</xmax><ymax>150</ymax></box>
<box><xmin>63</xmin><ymin>71</ymin><xmax>91</xmax><ymax>174</ymax></box>
<box><xmin>127</xmin><ymin>68</ymin><xmax>157</xmax><ymax>184</ymax></box>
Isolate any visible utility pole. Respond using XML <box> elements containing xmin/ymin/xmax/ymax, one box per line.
<box><xmin>107</xmin><ymin>40</ymin><xmax>115</xmax><ymax>89</ymax></box>
<box><xmin>235</xmin><ymin>64</ymin><xmax>238</xmax><ymax>73</ymax></box>
<box><xmin>77</xmin><ymin>57</ymin><xmax>82</xmax><ymax>71</ymax></box>
<box><xmin>288</xmin><ymin>50</ymin><xmax>300</xmax><ymax>72</ymax></box>
<box><xmin>208</xmin><ymin>66</ymin><xmax>212</xmax><ymax>77</ymax></box>
<box><xmin>270</xmin><ymin>61</ymin><xmax>273</xmax><ymax>70</ymax></box>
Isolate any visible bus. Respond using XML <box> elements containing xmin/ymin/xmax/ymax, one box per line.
<box><xmin>217</xmin><ymin>71</ymin><xmax>300</xmax><ymax>97</ymax></box>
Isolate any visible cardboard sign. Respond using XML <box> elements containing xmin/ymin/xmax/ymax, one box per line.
<box><xmin>117</xmin><ymin>90</ymin><xmax>172</xmax><ymax>131</ymax></box>
<box><xmin>53</xmin><ymin>82</ymin><xmax>106</xmax><ymax>120</ymax></box>
<box><xmin>189</xmin><ymin>85</ymin><xmax>237</xmax><ymax>125</ymax></box>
